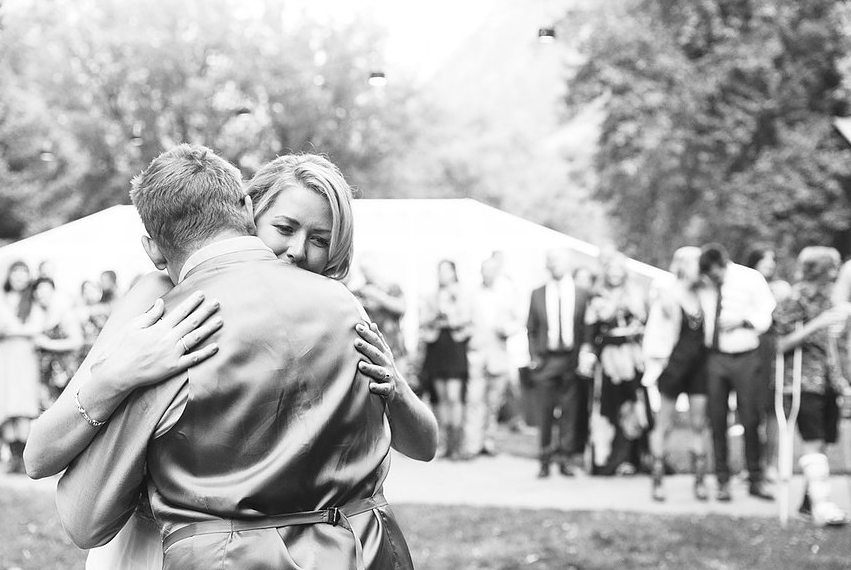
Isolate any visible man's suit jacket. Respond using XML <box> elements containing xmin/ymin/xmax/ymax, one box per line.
<box><xmin>526</xmin><ymin>282</ymin><xmax>591</xmax><ymax>381</ymax></box>
<box><xmin>56</xmin><ymin>245</ymin><xmax>413</xmax><ymax>570</ymax></box>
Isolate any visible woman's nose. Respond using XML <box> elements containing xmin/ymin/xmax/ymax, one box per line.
<box><xmin>285</xmin><ymin>235</ymin><xmax>307</xmax><ymax>262</ymax></box>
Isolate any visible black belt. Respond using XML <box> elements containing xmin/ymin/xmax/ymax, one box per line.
<box><xmin>162</xmin><ymin>492</ymin><xmax>387</xmax><ymax>570</ymax></box>
<box><xmin>708</xmin><ymin>348</ymin><xmax>757</xmax><ymax>356</ymax></box>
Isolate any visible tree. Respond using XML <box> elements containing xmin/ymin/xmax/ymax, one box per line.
<box><xmin>0</xmin><ymin>0</ymin><xmax>424</xmax><ymax>239</ymax></box>
<box><xmin>566</xmin><ymin>0</ymin><xmax>851</xmax><ymax>267</ymax></box>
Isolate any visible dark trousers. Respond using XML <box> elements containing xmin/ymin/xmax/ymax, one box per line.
<box><xmin>535</xmin><ymin>352</ymin><xmax>582</xmax><ymax>464</ymax></box>
<box><xmin>706</xmin><ymin>349</ymin><xmax>763</xmax><ymax>484</ymax></box>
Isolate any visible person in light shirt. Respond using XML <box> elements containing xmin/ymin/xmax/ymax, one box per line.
<box><xmin>464</xmin><ymin>256</ymin><xmax>522</xmax><ymax>457</ymax></box>
<box><xmin>698</xmin><ymin>243</ymin><xmax>776</xmax><ymax>502</ymax></box>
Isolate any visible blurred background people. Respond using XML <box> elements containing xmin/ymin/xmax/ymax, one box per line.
<box><xmin>644</xmin><ymin>247</ymin><xmax>709</xmax><ymax>501</ymax></box>
<box><xmin>420</xmin><ymin>259</ymin><xmax>472</xmax><ymax>460</ymax></box>
<box><xmin>31</xmin><ymin>277</ymin><xmax>83</xmax><ymax>408</ymax></box>
<box><xmin>99</xmin><ymin>270</ymin><xmax>119</xmax><ymax>307</ymax></box>
<box><xmin>527</xmin><ymin>249</ymin><xmax>594</xmax><ymax>478</ymax></box>
<box><xmin>76</xmin><ymin>279</ymin><xmax>110</xmax><ymax>359</ymax></box>
<box><xmin>773</xmin><ymin>247</ymin><xmax>850</xmax><ymax>527</ymax></box>
<box><xmin>0</xmin><ymin>262</ymin><xmax>42</xmax><ymax>474</ymax></box>
<box><xmin>699</xmin><ymin>243</ymin><xmax>776</xmax><ymax>502</ymax></box>
<box><xmin>745</xmin><ymin>245</ymin><xmax>791</xmax><ymax>483</ymax></box>
<box><xmin>586</xmin><ymin>253</ymin><xmax>650</xmax><ymax>476</ymax></box>
<box><xmin>464</xmin><ymin>256</ymin><xmax>521</xmax><ymax>457</ymax></box>
<box><xmin>351</xmin><ymin>254</ymin><xmax>408</xmax><ymax>374</ymax></box>
<box><xmin>572</xmin><ymin>266</ymin><xmax>597</xmax><ymax>291</ymax></box>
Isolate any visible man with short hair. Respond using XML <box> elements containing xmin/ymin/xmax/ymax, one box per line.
<box><xmin>699</xmin><ymin>243</ymin><xmax>776</xmax><ymax>502</ymax></box>
<box><xmin>56</xmin><ymin>144</ymin><xmax>417</xmax><ymax>569</ymax></box>
<box><xmin>527</xmin><ymin>249</ymin><xmax>594</xmax><ymax>478</ymax></box>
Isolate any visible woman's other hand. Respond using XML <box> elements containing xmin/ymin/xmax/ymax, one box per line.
<box><xmin>355</xmin><ymin>321</ymin><xmax>403</xmax><ymax>401</ymax></box>
<box><xmin>91</xmin><ymin>291</ymin><xmax>223</xmax><ymax>392</ymax></box>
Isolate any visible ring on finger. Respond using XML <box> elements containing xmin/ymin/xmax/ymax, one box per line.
<box><xmin>383</xmin><ymin>370</ymin><xmax>392</xmax><ymax>381</ymax></box>
<box><xmin>179</xmin><ymin>336</ymin><xmax>191</xmax><ymax>353</ymax></box>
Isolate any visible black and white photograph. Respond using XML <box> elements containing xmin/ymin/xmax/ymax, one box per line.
<box><xmin>1</xmin><ymin>0</ymin><xmax>851</xmax><ymax>568</ymax></box>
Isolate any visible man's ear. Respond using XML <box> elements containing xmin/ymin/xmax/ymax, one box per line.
<box><xmin>242</xmin><ymin>195</ymin><xmax>257</xmax><ymax>235</ymax></box>
<box><xmin>141</xmin><ymin>235</ymin><xmax>168</xmax><ymax>270</ymax></box>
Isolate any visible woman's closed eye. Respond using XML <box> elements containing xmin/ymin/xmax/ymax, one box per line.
<box><xmin>273</xmin><ymin>223</ymin><xmax>295</xmax><ymax>236</ymax></box>
<box><xmin>310</xmin><ymin>235</ymin><xmax>331</xmax><ymax>248</ymax></box>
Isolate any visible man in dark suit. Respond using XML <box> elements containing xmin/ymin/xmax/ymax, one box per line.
<box><xmin>527</xmin><ymin>249</ymin><xmax>595</xmax><ymax>478</ymax></box>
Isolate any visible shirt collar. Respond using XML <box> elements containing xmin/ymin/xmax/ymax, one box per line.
<box><xmin>178</xmin><ymin>236</ymin><xmax>274</xmax><ymax>283</ymax></box>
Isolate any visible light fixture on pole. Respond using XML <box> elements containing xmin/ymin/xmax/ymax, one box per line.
<box><xmin>538</xmin><ymin>27</ymin><xmax>556</xmax><ymax>43</ymax></box>
<box><xmin>130</xmin><ymin>123</ymin><xmax>144</xmax><ymax>147</ymax></box>
<box><xmin>234</xmin><ymin>106</ymin><xmax>252</xmax><ymax>118</ymax></box>
<box><xmin>368</xmin><ymin>71</ymin><xmax>387</xmax><ymax>87</ymax></box>
<box><xmin>39</xmin><ymin>141</ymin><xmax>55</xmax><ymax>162</ymax></box>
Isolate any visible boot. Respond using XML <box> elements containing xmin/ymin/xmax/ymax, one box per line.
<box><xmin>437</xmin><ymin>426</ymin><xmax>450</xmax><ymax>459</ymax></box>
<box><xmin>691</xmin><ymin>451</ymin><xmax>708</xmax><ymax>502</ymax></box>
<box><xmin>651</xmin><ymin>457</ymin><xmax>665</xmax><ymax>502</ymax></box>
<box><xmin>8</xmin><ymin>441</ymin><xmax>26</xmax><ymax>474</ymax></box>
<box><xmin>799</xmin><ymin>488</ymin><xmax>812</xmax><ymax>518</ymax></box>
<box><xmin>800</xmin><ymin>453</ymin><xmax>849</xmax><ymax>527</ymax></box>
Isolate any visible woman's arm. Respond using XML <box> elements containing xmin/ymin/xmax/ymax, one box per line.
<box><xmin>24</xmin><ymin>272</ymin><xmax>222</xmax><ymax>479</ymax></box>
<box><xmin>355</xmin><ymin>322</ymin><xmax>438</xmax><ymax>461</ymax></box>
<box><xmin>33</xmin><ymin>310</ymin><xmax>84</xmax><ymax>353</ymax></box>
<box><xmin>776</xmin><ymin>305</ymin><xmax>851</xmax><ymax>354</ymax></box>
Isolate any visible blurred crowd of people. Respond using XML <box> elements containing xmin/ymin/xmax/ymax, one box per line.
<box><xmin>0</xmin><ymin>262</ymin><xmax>120</xmax><ymax>473</ymax></box>
<box><xmin>3</xmin><ymin>242</ymin><xmax>851</xmax><ymax>527</ymax></box>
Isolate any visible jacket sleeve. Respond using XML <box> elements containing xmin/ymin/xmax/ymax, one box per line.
<box><xmin>55</xmin><ymin>377</ymin><xmax>186</xmax><ymax>549</ymax></box>
<box><xmin>527</xmin><ymin>290</ymin><xmax>542</xmax><ymax>362</ymax></box>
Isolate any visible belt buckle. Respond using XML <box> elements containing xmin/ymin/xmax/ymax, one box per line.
<box><xmin>327</xmin><ymin>507</ymin><xmax>341</xmax><ymax>526</ymax></box>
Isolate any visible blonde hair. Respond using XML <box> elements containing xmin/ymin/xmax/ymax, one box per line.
<box><xmin>245</xmin><ymin>154</ymin><xmax>354</xmax><ymax>280</ymax></box>
<box><xmin>669</xmin><ymin>246</ymin><xmax>701</xmax><ymax>281</ymax></box>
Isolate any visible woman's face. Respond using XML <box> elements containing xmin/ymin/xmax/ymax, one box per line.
<box><xmin>755</xmin><ymin>251</ymin><xmax>776</xmax><ymax>280</ymax></box>
<box><xmin>438</xmin><ymin>262</ymin><xmax>456</xmax><ymax>287</ymax></box>
<box><xmin>255</xmin><ymin>184</ymin><xmax>333</xmax><ymax>275</ymax></box>
<box><xmin>34</xmin><ymin>281</ymin><xmax>54</xmax><ymax>307</ymax></box>
<box><xmin>7</xmin><ymin>265</ymin><xmax>30</xmax><ymax>292</ymax></box>
<box><xmin>680</xmin><ymin>255</ymin><xmax>700</xmax><ymax>285</ymax></box>
<box><xmin>605</xmin><ymin>265</ymin><xmax>626</xmax><ymax>288</ymax></box>
<box><xmin>81</xmin><ymin>281</ymin><xmax>103</xmax><ymax>304</ymax></box>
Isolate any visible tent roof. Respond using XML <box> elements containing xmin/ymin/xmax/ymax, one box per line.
<box><xmin>0</xmin><ymin>199</ymin><xmax>668</xmax><ymax>289</ymax></box>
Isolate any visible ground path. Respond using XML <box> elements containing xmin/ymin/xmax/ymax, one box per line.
<box><xmin>3</xmin><ymin>452</ymin><xmax>850</xmax><ymax>521</ymax></box>
<box><xmin>383</xmin><ymin>452</ymin><xmax>851</xmax><ymax>519</ymax></box>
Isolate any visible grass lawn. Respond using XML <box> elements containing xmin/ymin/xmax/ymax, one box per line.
<box><xmin>2</xmin><ymin>481</ymin><xmax>850</xmax><ymax>570</ymax></box>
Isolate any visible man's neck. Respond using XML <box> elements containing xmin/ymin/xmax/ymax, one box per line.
<box><xmin>166</xmin><ymin>230</ymin><xmax>252</xmax><ymax>284</ymax></box>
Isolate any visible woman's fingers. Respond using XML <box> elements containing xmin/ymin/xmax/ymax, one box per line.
<box><xmin>178</xmin><ymin>316</ymin><xmax>224</xmax><ymax>352</ymax></box>
<box><xmin>358</xmin><ymin>360</ymin><xmax>389</xmax><ymax>381</ymax></box>
<box><xmin>160</xmin><ymin>291</ymin><xmax>207</xmax><ymax>328</ymax></box>
<box><xmin>171</xmin><ymin>298</ymin><xmax>221</xmax><ymax>340</ymax></box>
<box><xmin>175</xmin><ymin>343</ymin><xmax>220</xmax><ymax>370</ymax></box>
<box><xmin>368</xmin><ymin>382</ymin><xmax>393</xmax><ymax>397</ymax></box>
<box><xmin>368</xmin><ymin>321</ymin><xmax>389</xmax><ymax>345</ymax></box>
<box><xmin>136</xmin><ymin>298</ymin><xmax>165</xmax><ymax>328</ymax></box>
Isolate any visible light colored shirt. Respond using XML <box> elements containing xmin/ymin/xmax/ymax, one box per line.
<box><xmin>545</xmin><ymin>277</ymin><xmax>575</xmax><ymax>351</ymax></box>
<box><xmin>699</xmin><ymin>262</ymin><xmax>775</xmax><ymax>354</ymax></box>
<box><xmin>469</xmin><ymin>280</ymin><xmax>520</xmax><ymax>354</ymax></box>
<box><xmin>158</xmin><ymin>236</ymin><xmax>274</xmax><ymax>437</ymax></box>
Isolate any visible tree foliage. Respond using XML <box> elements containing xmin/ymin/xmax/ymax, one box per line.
<box><xmin>0</xmin><ymin>0</ymin><xmax>427</xmax><ymax>240</ymax></box>
<box><xmin>566</xmin><ymin>0</ymin><xmax>851</xmax><ymax>267</ymax></box>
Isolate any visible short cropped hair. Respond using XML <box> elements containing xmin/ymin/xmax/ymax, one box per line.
<box><xmin>698</xmin><ymin>243</ymin><xmax>729</xmax><ymax>275</ymax></box>
<box><xmin>130</xmin><ymin>144</ymin><xmax>250</xmax><ymax>257</ymax></box>
<box><xmin>245</xmin><ymin>154</ymin><xmax>354</xmax><ymax>280</ymax></box>
<box><xmin>797</xmin><ymin>246</ymin><xmax>840</xmax><ymax>283</ymax></box>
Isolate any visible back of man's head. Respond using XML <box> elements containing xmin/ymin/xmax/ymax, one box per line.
<box><xmin>698</xmin><ymin>243</ymin><xmax>729</xmax><ymax>275</ymax></box>
<box><xmin>130</xmin><ymin>144</ymin><xmax>250</xmax><ymax>259</ymax></box>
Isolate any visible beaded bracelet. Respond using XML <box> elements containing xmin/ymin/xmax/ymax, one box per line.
<box><xmin>74</xmin><ymin>387</ymin><xmax>106</xmax><ymax>428</ymax></box>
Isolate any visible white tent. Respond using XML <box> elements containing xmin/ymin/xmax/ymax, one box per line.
<box><xmin>0</xmin><ymin>199</ymin><xmax>668</xmax><ymax>356</ymax></box>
